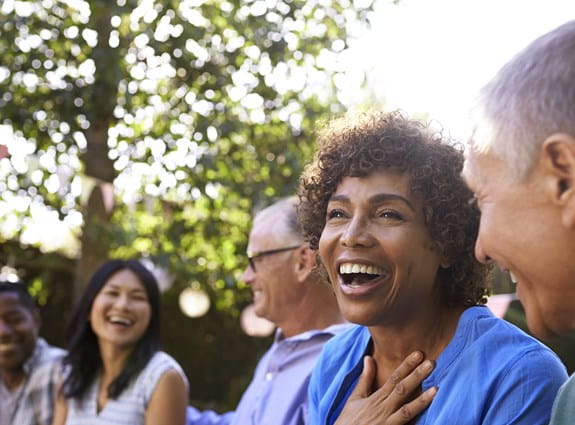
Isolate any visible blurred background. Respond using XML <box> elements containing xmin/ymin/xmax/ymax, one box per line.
<box><xmin>1</xmin><ymin>0</ymin><xmax>574</xmax><ymax>412</ymax></box>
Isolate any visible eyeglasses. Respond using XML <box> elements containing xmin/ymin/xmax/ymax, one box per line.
<box><xmin>247</xmin><ymin>245</ymin><xmax>301</xmax><ymax>272</ymax></box>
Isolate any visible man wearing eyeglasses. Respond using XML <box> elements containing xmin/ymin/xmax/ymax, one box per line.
<box><xmin>187</xmin><ymin>197</ymin><xmax>348</xmax><ymax>425</ymax></box>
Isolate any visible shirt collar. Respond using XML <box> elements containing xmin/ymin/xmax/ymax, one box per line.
<box><xmin>21</xmin><ymin>338</ymin><xmax>46</xmax><ymax>376</ymax></box>
<box><xmin>275</xmin><ymin>322</ymin><xmax>352</xmax><ymax>343</ymax></box>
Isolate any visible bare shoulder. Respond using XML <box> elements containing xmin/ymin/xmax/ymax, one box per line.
<box><xmin>156</xmin><ymin>368</ymin><xmax>188</xmax><ymax>391</ymax></box>
<box><xmin>145</xmin><ymin>368</ymin><xmax>188</xmax><ymax>425</ymax></box>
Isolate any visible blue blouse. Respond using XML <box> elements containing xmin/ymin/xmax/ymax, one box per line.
<box><xmin>309</xmin><ymin>306</ymin><xmax>567</xmax><ymax>425</ymax></box>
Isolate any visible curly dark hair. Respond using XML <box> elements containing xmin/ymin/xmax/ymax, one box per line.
<box><xmin>298</xmin><ymin>111</ymin><xmax>489</xmax><ymax>307</ymax></box>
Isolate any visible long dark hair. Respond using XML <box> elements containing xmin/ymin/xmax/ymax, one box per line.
<box><xmin>62</xmin><ymin>259</ymin><xmax>161</xmax><ymax>400</ymax></box>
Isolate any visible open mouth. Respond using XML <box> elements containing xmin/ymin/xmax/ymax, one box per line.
<box><xmin>339</xmin><ymin>263</ymin><xmax>387</xmax><ymax>286</ymax></box>
<box><xmin>0</xmin><ymin>343</ymin><xmax>17</xmax><ymax>353</ymax></box>
<box><xmin>509</xmin><ymin>271</ymin><xmax>518</xmax><ymax>284</ymax></box>
<box><xmin>107</xmin><ymin>315</ymin><xmax>133</xmax><ymax>327</ymax></box>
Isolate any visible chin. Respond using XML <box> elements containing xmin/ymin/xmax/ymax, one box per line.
<box><xmin>341</xmin><ymin>308</ymin><xmax>380</xmax><ymax>327</ymax></box>
<box><xmin>253</xmin><ymin>305</ymin><xmax>266</xmax><ymax>319</ymax></box>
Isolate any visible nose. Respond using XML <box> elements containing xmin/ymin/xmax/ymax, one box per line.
<box><xmin>113</xmin><ymin>294</ymin><xmax>130</xmax><ymax>309</ymax></box>
<box><xmin>340</xmin><ymin>214</ymin><xmax>374</xmax><ymax>248</ymax></box>
<box><xmin>474</xmin><ymin>235</ymin><xmax>494</xmax><ymax>264</ymax></box>
<box><xmin>242</xmin><ymin>265</ymin><xmax>255</xmax><ymax>286</ymax></box>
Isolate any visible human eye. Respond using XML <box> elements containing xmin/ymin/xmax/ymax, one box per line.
<box><xmin>6</xmin><ymin>313</ymin><xmax>25</xmax><ymax>325</ymax></box>
<box><xmin>131</xmin><ymin>292</ymin><xmax>148</xmax><ymax>302</ymax></box>
<box><xmin>103</xmin><ymin>288</ymin><xmax>119</xmax><ymax>297</ymax></box>
<box><xmin>377</xmin><ymin>209</ymin><xmax>404</xmax><ymax>220</ymax></box>
<box><xmin>326</xmin><ymin>208</ymin><xmax>347</xmax><ymax>220</ymax></box>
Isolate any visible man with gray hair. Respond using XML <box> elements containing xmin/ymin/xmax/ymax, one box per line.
<box><xmin>187</xmin><ymin>196</ymin><xmax>348</xmax><ymax>425</ymax></box>
<box><xmin>461</xmin><ymin>20</ymin><xmax>575</xmax><ymax>424</ymax></box>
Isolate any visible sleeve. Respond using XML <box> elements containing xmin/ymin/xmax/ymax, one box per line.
<box><xmin>549</xmin><ymin>374</ymin><xmax>575</xmax><ymax>425</ymax></box>
<box><xmin>186</xmin><ymin>406</ymin><xmax>235</xmax><ymax>425</ymax></box>
<box><xmin>482</xmin><ymin>348</ymin><xmax>568</xmax><ymax>425</ymax></box>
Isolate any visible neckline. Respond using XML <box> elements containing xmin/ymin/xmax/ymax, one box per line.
<box><xmin>423</xmin><ymin>306</ymin><xmax>489</xmax><ymax>387</ymax></box>
<box><xmin>2</xmin><ymin>365</ymin><xmax>33</xmax><ymax>423</ymax></box>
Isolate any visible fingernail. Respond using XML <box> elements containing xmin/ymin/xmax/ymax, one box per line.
<box><xmin>411</xmin><ymin>351</ymin><xmax>423</xmax><ymax>361</ymax></box>
<box><xmin>424</xmin><ymin>360</ymin><xmax>435</xmax><ymax>371</ymax></box>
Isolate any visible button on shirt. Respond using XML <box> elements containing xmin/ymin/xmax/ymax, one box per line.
<box><xmin>0</xmin><ymin>338</ymin><xmax>65</xmax><ymax>425</ymax></box>
<box><xmin>186</xmin><ymin>323</ymin><xmax>351</xmax><ymax>425</ymax></box>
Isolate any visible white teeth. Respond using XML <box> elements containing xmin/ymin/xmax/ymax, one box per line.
<box><xmin>339</xmin><ymin>263</ymin><xmax>385</xmax><ymax>276</ymax></box>
<box><xmin>108</xmin><ymin>316</ymin><xmax>132</xmax><ymax>326</ymax></box>
<box><xmin>509</xmin><ymin>272</ymin><xmax>518</xmax><ymax>284</ymax></box>
<box><xmin>0</xmin><ymin>343</ymin><xmax>16</xmax><ymax>352</ymax></box>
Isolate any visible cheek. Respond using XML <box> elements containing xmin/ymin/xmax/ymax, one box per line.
<box><xmin>88</xmin><ymin>297</ymin><xmax>109</xmax><ymax>331</ymax></box>
<box><xmin>318</xmin><ymin>236</ymin><xmax>336</xmax><ymax>280</ymax></box>
<box><xmin>89</xmin><ymin>300</ymin><xmax>103</xmax><ymax>321</ymax></box>
<box><xmin>318</xmin><ymin>227</ymin><xmax>336</xmax><ymax>261</ymax></box>
<box><xmin>16</xmin><ymin>325</ymin><xmax>37</xmax><ymax>343</ymax></box>
<box><xmin>483</xmin><ymin>202</ymin><xmax>513</xmax><ymax>229</ymax></box>
<box><xmin>140</xmin><ymin>305</ymin><xmax>152</xmax><ymax>328</ymax></box>
<box><xmin>318</xmin><ymin>237</ymin><xmax>327</xmax><ymax>262</ymax></box>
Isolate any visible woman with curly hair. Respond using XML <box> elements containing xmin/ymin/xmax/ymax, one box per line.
<box><xmin>298</xmin><ymin>111</ymin><xmax>567</xmax><ymax>425</ymax></box>
<box><xmin>52</xmin><ymin>259</ymin><xmax>188</xmax><ymax>425</ymax></box>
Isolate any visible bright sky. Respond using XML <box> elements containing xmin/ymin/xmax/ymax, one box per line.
<box><xmin>342</xmin><ymin>0</ymin><xmax>575</xmax><ymax>141</ymax></box>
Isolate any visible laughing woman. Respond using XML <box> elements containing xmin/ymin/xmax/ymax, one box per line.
<box><xmin>298</xmin><ymin>111</ymin><xmax>567</xmax><ymax>425</ymax></box>
<box><xmin>52</xmin><ymin>259</ymin><xmax>188</xmax><ymax>425</ymax></box>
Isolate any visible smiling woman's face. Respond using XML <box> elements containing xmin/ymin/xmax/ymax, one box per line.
<box><xmin>89</xmin><ymin>269</ymin><xmax>152</xmax><ymax>351</ymax></box>
<box><xmin>318</xmin><ymin>170</ymin><xmax>445</xmax><ymax>327</ymax></box>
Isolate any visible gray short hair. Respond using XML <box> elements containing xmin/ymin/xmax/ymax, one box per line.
<box><xmin>253</xmin><ymin>196</ymin><xmax>303</xmax><ymax>245</ymax></box>
<box><xmin>473</xmin><ymin>20</ymin><xmax>575</xmax><ymax>180</ymax></box>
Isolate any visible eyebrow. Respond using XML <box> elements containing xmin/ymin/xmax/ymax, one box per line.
<box><xmin>105</xmin><ymin>283</ymin><xmax>147</xmax><ymax>294</ymax></box>
<box><xmin>328</xmin><ymin>193</ymin><xmax>416</xmax><ymax>212</ymax></box>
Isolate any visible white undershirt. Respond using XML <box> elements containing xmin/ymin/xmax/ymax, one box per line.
<box><xmin>0</xmin><ymin>378</ymin><xmax>25</xmax><ymax>425</ymax></box>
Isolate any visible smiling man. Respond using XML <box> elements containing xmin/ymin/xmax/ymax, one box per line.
<box><xmin>187</xmin><ymin>197</ymin><xmax>348</xmax><ymax>425</ymax></box>
<box><xmin>0</xmin><ymin>281</ymin><xmax>65</xmax><ymax>425</ymax></box>
<box><xmin>462</xmin><ymin>20</ymin><xmax>575</xmax><ymax>425</ymax></box>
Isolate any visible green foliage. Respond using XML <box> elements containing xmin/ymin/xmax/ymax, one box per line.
<box><xmin>0</xmin><ymin>0</ymin><xmax>372</xmax><ymax>299</ymax></box>
<box><xmin>0</xmin><ymin>0</ymin><xmax>373</xmax><ymax>408</ymax></box>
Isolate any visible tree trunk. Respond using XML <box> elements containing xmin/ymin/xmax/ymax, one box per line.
<box><xmin>74</xmin><ymin>1</ymin><xmax>120</xmax><ymax>298</ymax></box>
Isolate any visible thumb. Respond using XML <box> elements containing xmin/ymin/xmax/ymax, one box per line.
<box><xmin>348</xmin><ymin>356</ymin><xmax>377</xmax><ymax>400</ymax></box>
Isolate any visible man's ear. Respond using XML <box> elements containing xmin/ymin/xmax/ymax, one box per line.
<box><xmin>542</xmin><ymin>133</ymin><xmax>575</xmax><ymax>228</ymax></box>
<box><xmin>294</xmin><ymin>245</ymin><xmax>316</xmax><ymax>282</ymax></box>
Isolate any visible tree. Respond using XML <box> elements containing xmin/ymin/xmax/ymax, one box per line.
<box><xmin>0</xmin><ymin>0</ymin><xmax>372</xmax><ymax>294</ymax></box>
<box><xmin>0</xmin><ymin>0</ymin><xmax>373</xmax><ymax>408</ymax></box>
